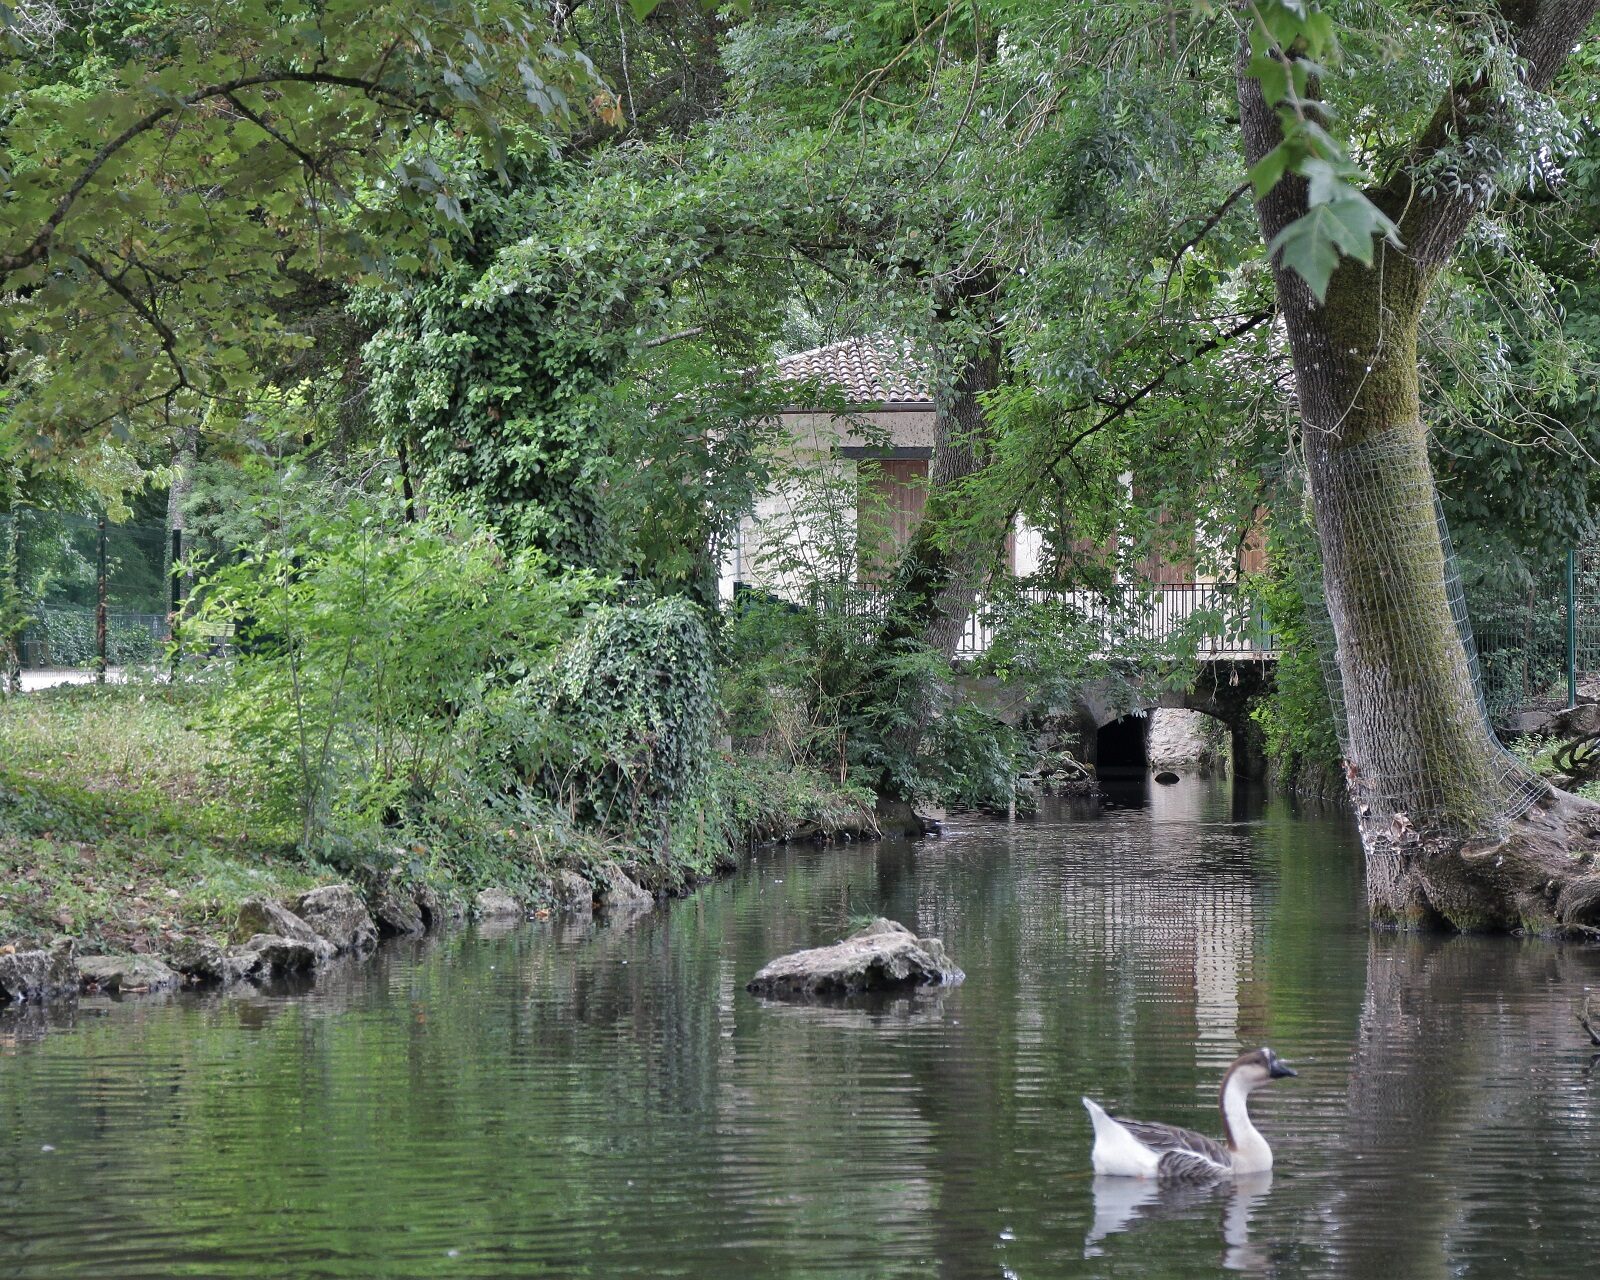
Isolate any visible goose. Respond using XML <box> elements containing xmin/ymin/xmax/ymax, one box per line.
<box><xmin>1082</xmin><ymin>1047</ymin><xmax>1297</xmax><ymax>1181</ymax></box>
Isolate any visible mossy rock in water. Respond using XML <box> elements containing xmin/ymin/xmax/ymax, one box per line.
<box><xmin>77</xmin><ymin>953</ymin><xmax>181</xmax><ymax>993</ymax></box>
<box><xmin>746</xmin><ymin>918</ymin><xmax>964</xmax><ymax>1000</ymax></box>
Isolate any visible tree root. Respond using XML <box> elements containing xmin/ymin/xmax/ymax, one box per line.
<box><xmin>1366</xmin><ymin>788</ymin><xmax>1600</xmax><ymax>936</ymax></box>
<box><xmin>1579</xmin><ymin>995</ymin><xmax>1600</xmax><ymax>1048</ymax></box>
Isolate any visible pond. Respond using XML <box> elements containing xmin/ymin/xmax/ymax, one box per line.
<box><xmin>3</xmin><ymin>777</ymin><xmax>1599</xmax><ymax>1278</ymax></box>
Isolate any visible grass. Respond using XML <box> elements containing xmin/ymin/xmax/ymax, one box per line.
<box><xmin>713</xmin><ymin>753</ymin><xmax>878</xmax><ymax>842</ymax></box>
<box><xmin>0</xmin><ymin>681</ymin><xmax>333</xmax><ymax>953</ymax></box>
<box><xmin>1503</xmin><ymin>730</ymin><xmax>1600</xmax><ymax>803</ymax></box>
<box><xmin>1</xmin><ymin>682</ymin><xmax>881</xmax><ymax>958</ymax></box>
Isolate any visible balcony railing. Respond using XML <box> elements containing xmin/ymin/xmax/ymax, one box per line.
<box><xmin>736</xmin><ymin>578</ymin><xmax>1278</xmax><ymax>662</ymax></box>
<box><xmin>957</xmin><ymin>582</ymin><xmax>1278</xmax><ymax>660</ymax></box>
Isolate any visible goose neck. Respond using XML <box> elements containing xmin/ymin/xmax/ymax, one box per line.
<box><xmin>1220</xmin><ymin>1071</ymin><xmax>1272</xmax><ymax>1173</ymax></box>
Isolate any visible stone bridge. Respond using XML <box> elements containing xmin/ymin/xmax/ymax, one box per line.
<box><xmin>957</xmin><ymin>654</ymin><xmax>1277</xmax><ymax>780</ymax></box>
<box><xmin>1074</xmin><ymin>658</ymin><xmax>1276</xmax><ymax>779</ymax></box>
<box><xmin>954</xmin><ymin>582</ymin><xmax>1280</xmax><ymax>779</ymax></box>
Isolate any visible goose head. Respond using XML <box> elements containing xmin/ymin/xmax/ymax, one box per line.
<box><xmin>1226</xmin><ymin>1046</ymin><xmax>1298</xmax><ymax>1093</ymax></box>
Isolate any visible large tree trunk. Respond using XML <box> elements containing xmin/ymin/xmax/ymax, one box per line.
<box><xmin>1237</xmin><ymin>2</ymin><xmax>1600</xmax><ymax>933</ymax></box>
<box><xmin>878</xmin><ymin>324</ymin><xmax>1005</xmax><ymax>667</ymax></box>
<box><xmin>1298</xmin><ymin>273</ymin><xmax>1516</xmax><ymax>836</ymax></box>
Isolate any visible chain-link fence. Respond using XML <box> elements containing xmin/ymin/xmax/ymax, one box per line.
<box><xmin>1465</xmin><ymin>542</ymin><xmax>1600</xmax><ymax>720</ymax></box>
<box><xmin>1471</xmin><ymin>575</ymin><xmax>1572</xmax><ymax>719</ymax></box>
<box><xmin>0</xmin><ymin>508</ymin><xmax>228</xmax><ymax>681</ymax></box>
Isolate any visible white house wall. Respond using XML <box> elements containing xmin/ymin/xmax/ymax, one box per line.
<box><xmin>718</xmin><ymin>408</ymin><xmax>935</xmax><ymax>601</ymax></box>
<box><xmin>776</xmin><ymin>408</ymin><xmax>937</xmax><ymax>453</ymax></box>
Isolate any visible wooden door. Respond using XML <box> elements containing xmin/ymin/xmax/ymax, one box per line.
<box><xmin>858</xmin><ymin>458</ymin><xmax>928</xmax><ymax>581</ymax></box>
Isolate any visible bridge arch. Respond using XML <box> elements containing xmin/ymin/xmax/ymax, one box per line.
<box><xmin>1073</xmin><ymin>659</ymin><xmax>1273</xmax><ymax>780</ymax></box>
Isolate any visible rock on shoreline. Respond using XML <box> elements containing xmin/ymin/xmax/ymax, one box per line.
<box><xmin>746</xmin><ymin>918</ymin><xmax>964</xmax><ymax>999</ymax></box>
<box><xmin>0</xmin><ymin>938</ymin><xmax>79</xmax><ymax>1002</ymax></box>
<box><xmin>77</xmin><ymin>954</ymin><xmax>182</xmax><ymax>993</ymax></box>
<box><xmin>296</xmin><ymin>885</ymin><xmax>380</xmax><ymax>953</ymax></box>
<box><xmin>0</xmin><ymin>861</ymin><xmax>653</xmax><ymax>1006</ymax></box>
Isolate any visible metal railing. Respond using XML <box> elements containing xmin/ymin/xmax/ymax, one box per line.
<box><xmin>956</xmin><ymin>582</ymin><xmax>1279</xmax><ymax>660</ymax></box>
<box><xmin>739</xmin><ymin>577</ymin><xmax>1279</xmax><ymax>661</ymax></box>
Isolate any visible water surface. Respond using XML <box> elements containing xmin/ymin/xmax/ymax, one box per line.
<box><xmin>4</xmin><ymin>777</ymin><xmax>1599</xmax><ymax>1277</ymax></box>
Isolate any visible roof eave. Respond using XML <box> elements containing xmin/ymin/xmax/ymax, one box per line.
<box><xmin>777</xmin><ymin>399</ymin><xmax>935</xmax><ymax>414</ymax></box>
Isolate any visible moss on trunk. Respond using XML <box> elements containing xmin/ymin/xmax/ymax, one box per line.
<box><xmin>1292</xmin><ymin>255</ymin><xmax>1600</xmax><ymax>933</ymax></box>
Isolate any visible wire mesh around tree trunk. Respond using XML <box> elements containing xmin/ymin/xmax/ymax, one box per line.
<box><xmin>1288</xmin><ymin>433</ymin><xmax>1547</xmax><ymax>841</ymax></box>
<box><xmin>1576</xmin><ymin>539</ymin><xmax>1600</xmax><ymax>693</ymax></box>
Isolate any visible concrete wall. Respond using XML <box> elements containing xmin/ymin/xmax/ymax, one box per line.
<box><xmin>1145</xmin><ymin>708</ymin><xmax>1230</xmax><ymax>772</ymax></box>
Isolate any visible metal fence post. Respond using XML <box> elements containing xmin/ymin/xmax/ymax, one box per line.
<box><xmin>1567</xmin><ymin>547</ymin><xmax>1578</xmax><ymax>709</ymax></box>
<box><xmin>96</xmin><ymin>514</ymin><xmax>108</xmax><ymax>683</ymax></box>
<box><xmin>170</xmin><ymin>526</ymin><xmax>182</xmax><ymax>680</ymax></box>
<box><xmin>2</xmin><ymin>513</ymin><xmax>17</xmax><ymax>694</ymax></box>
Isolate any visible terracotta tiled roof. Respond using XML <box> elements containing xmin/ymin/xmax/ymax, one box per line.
<box><xmin>775</xmin><ymin>336</ymin><xmax>931</xmax><ymax>407</ymax></box>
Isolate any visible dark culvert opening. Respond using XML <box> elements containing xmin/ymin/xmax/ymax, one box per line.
<box><xmin>1095</xmin><ymin>715</ymin><xmax>1149</xmax><ymax>772</ymax></box>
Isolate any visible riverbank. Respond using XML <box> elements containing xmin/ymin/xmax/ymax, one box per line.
<box><xmin>0</xmin><ymin>682</ymin><xmax>878</xmax><ymax>994</ymax></box>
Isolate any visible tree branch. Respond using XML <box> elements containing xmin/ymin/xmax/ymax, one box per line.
<box><xmin>643</xmin><ymin>325</ymin><xmax>705</xmax><ymax>349</ymax></box>
<box><xmin>222</xmin><ymin>92</ymin><xmax>350</xmax><ymax>199</ymax></box>
<box><xmin>0</xmin><ymin>70</ymin><xmax>425</xmax><ymax>279</ymax></box>
<box><xmin>1162</xmin><ymin>181</ymin><xmax>1252</xmax><ymax>302</ymax></box>
<box><xmin>1371</xmin><ymin>0</ymin><xmax>1600</xmax><ymax>269</ymax></box>
<box><xmin>72</xmin><ymin>251</ymin><xmax>189</xmax><ymax>389</ymax></box>
<box><xmin>1017</xmin><ymin>308</ymin><xmax>1275</xmax><ymax>516</ymax></box>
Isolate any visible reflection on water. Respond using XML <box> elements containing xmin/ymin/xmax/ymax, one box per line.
<box><xmin>1085</xmin><ymin>1172</ymin><xmax>1272</xmax><ymax>1271</ymax></box>
<box><xmin>3</xmin><ymin>780</ymin><xmax>1599</xmax><ymax>1277</ymax></box>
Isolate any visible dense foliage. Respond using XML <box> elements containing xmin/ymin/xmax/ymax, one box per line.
<box><xmin>194</xmin><ymin>496</ymin><xmax>602</xmax><ymax>847</ymax></box>
<box><xmin>5</xmin><ymin>0</ymin><xmax>1600</xmax><ymax>875</ymax></box>
<box><xmin>524</xmin><ymin>597</ymin><xmax>718</xmax><ymax>861</ymax></box>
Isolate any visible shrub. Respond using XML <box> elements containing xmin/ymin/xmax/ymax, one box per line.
<box><xmin>926</xmin><ymin>702</ymin><xmax>1034</xmax><ymax>814</ymax></box>
<box><xmin>520</xmin><ymin>597</ymin><xmax>715</xmax><ymax>853</ymax></box>
<box><xmin>30</xmin><ymin>607</ymin><xmax>159</xmax><ymax>666</ymax></box>
<box><xmin>194</xmin><ymin>503</ymin><xmax>602</xmax><ymax>847</ymax></box>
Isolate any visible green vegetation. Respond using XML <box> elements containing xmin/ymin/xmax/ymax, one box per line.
<box><xmin>0</xmin><ymin>677</ymin><xmax>871</xmax><ymax>952</ymax></box>
<box><xmin>4</xmin><ymin>0</ymin><xmax>1600</xmax><ymax>939</ymax></box>
<box><xmin>0</xmin><ymin>683</ymin><xmax>319</xmax><ymax>951</ymax></box>
<box><xmin>1251</xmin><ymin>515</ymin><xmax>1343</xmax><ymax>795</ymax></box>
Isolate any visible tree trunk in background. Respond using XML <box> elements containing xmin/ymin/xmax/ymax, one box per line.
<box><xmin>1238</xmin><ymin>3</ymin><xmax>1600</xmax><ymax>932</ymax></box>
<box><xmin>865</xmin><ymin>303</ymin><xmax>1010</xmax><ymax>799</ymax></box>
<box><xmin>879</xmin><ymin>325</ymin><xmax>1005</xmax><ymax>663</ymax></box>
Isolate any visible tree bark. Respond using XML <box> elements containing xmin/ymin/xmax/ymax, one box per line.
<box><xmin>878</xmin><ymin>322</ymin><xmax>1005</xmax><ymax>665</ymax></box>
<box><xmin>859</xmin><ymin>298</ymin><xmax>1012</xmax><ymax>800</ymax></box>
<box><xmin>1237</xmin><ymin>1</ymin><xmax>1600</xmax><ymax>932</ymax></box>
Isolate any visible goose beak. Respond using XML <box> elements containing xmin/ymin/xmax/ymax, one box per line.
<box><xmin>1269</xmin><ymin>1058</ymin><xmax>1298</xmax><ymax>1079</ymax></box>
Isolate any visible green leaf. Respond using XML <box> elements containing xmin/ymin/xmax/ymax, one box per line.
<box><xmin>1268</xmin><ymin>192</ymin><xmax>1401</xmax><ymax>300</ymax></box>
<box><xmin>1300</xmin><ymin>155</ymin><xmax>1350</xmax><ymax>206</ymax></box>
<box><xmin>1248</xmin><ymin>145</ymin><xmax>1292</xmax><ymax>198</ymax></box>
<box><xmin>1249</xmin><ymin>51</ymin><xmax>1289</xmax><ymax>106</ymax></box>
